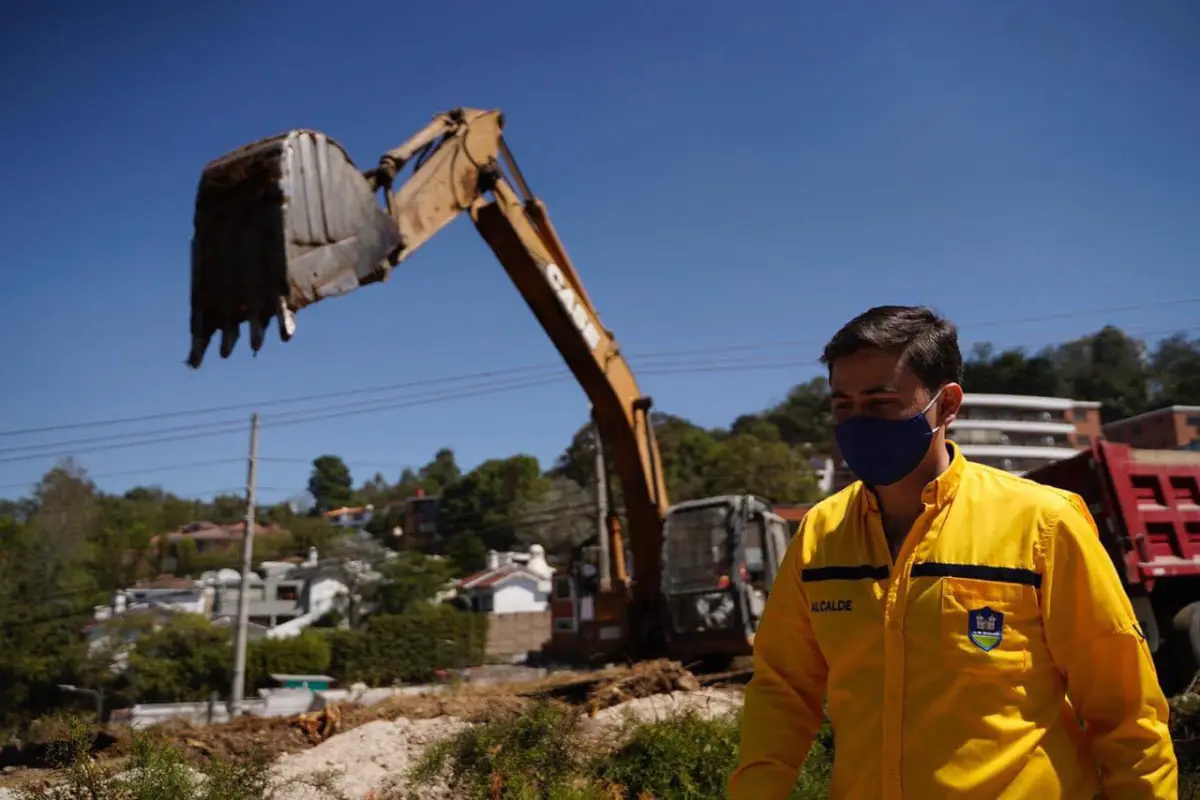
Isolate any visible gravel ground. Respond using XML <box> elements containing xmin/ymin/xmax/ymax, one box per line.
<box><xmin>0</xmin><ymin>674</ymin><xmax>748</xmax><ymax>800</ymax></box>
<box><xmin>271</xmin><ymin>688</ymin><xmax>746</xmax><ymax>799</ymax></box>
<box><xmin>271</xmin><ymin>716</ymin><xmax>471</xmax><ymax>800</ymax></box>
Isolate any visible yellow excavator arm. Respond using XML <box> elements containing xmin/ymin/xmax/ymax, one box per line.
<box><xmin>188</xmin><ymin>108</ymin><xmax>667</xmax><ymax>607</ymax></box>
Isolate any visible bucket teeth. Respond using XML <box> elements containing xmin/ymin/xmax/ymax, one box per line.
<box><xmin>186</xmin><ymin>129</ymin><xmax>401</xmax><ymax>369</ymax></box>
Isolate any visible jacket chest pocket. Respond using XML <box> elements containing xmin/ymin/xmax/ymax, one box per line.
<box><xmin>940</xmin><ymin>578</ymin><xmax>1042</xmax><ymax>674</ymax></box>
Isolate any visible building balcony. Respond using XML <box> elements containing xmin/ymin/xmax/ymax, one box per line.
<box><xmin>956</xmin><ymin>444</ymin><xmax>1082</xmax><ymax>462</ymax></box>
<box><xmin>950</xmin><ymin>419</ymin><xmax>1076</xmax><ymax>436</ymax></box>
<box><xmin>961</xmin><ymin>393</ymin><xmax>1098</xmax><ymax>412</ymax></box>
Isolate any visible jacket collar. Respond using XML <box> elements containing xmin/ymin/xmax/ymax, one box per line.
<box><xmin>861</xmin><ymin>440</ymin><xmax>966</xmax><ymax>514</ymax></box>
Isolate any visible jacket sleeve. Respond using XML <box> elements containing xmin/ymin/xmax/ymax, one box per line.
<box><xmin>1040</xmin><ymin>494</ymin><xmax>1178</xmax><ymax>799</ymax></box>
<box><xmin>728</xmin><ymin>522</ymin><xmax>828</xmax><ymax>800</ymax></box>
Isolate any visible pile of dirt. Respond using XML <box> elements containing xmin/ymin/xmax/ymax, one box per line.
<box><xmin>583</xmin><ymin>660</ymin><xmax>702</xmax><ymax>716</ymax></box>
<box><xmin>270</xmin><ymin>716</ymin><xmax>470</xmax><ymax>800</ymax></box>
<box><xmin>344</xmin><ymin>687</ymin><xmax>531</xmax><ymax>727</ymax></box>
<box><xmin>168</xmin><ymin>713</ymin><xmax>318</xmax><ymax>761</ymax></box>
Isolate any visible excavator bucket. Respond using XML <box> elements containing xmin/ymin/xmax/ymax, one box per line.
<box><xmin>187</xmin><ymin>130</ymin><xmax>403</xmax><ymax>368</ymax></box>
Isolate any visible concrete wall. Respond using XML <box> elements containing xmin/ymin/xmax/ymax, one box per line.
<box><xmin>127</xmin><ymin>684</ymin><xmax>450</xmax><ymax>729</ymax></box>
<box><xmin>492</xmin><ymin>577</ymin><xmax>550</xmax><ymax>614</ymax></box>
<box><xmin>486</xmin><ymin>610</ymin><xmax>552</xmax><ymax>658</ymax></box>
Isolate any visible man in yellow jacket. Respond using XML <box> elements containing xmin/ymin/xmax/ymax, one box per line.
<box><xmin>730</xmin><ymin>305</ymin><xmax>1177</xmax><ymax>799</ymax></box>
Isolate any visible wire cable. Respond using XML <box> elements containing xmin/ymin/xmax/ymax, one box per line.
<box><xmin>0</xmin><ymin>298</ymin><xmax>1194</xmax><ymax>440</ymax></box>
<box><xmin>1</xmin><ymin>323</ymin><xmax>1194</xmax><ymax>467</ymax></box>
<box><xmin>2</xmin><ymin>321</ymin><xmax>1190</xmax><ymax>465</ymax></box>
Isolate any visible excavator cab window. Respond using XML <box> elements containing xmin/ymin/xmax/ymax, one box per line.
<box><xmin>741</xmin><ymin>514</ymin><xmax>768</xmax><ymax>590</ymax></box>
<box><xmin>661</xmin><ymin>502</ymin><xmax>741</xmax><ymax>637</ymax></box>
<box><xmin>762</xmin><ymin>512</ymin><xmax>790</xmax><ymax>592</ymax></box>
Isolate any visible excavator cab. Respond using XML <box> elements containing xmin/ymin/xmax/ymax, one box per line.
<box><xmin>660</xmin><ymin>495</ymin><xmax>790</xmax><ymax>660</ymax></box>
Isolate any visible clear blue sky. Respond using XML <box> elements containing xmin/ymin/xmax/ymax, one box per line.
<box><xmin>1</xmin><ymin>0</ymin><xmax>1197</xmax><ymax>504</ymax></box>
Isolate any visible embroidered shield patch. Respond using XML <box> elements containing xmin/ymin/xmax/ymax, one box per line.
<box><xmin>967</xmin><ymin>607</ymin><xmax>1004</xmax><ymax>652</ymax></box>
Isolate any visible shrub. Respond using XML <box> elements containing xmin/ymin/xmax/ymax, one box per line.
<box><xmin>592</xmin><ymin>710</ymin><xmax>740</xmax><ymax>799</ymax></box>
<box><xmin>594</xmin><ymin>711</ymin><xmax>833</xmax><ymax>800</ymax></box>
<box><xmin>246</xmin><ymin>630</ymin><xmax>332</xmax><ymax>691</ymax></box>
<box><xmin>327</xmin><ymin>606</ymin><xmax>488</xmax><ymax>685</ymax></box>
<box><xmin>124</xmin><ymin>615</ymin><xmax>232</xmax><ymax>703</ymax></box>
<box><xmin>404</xmin><ymin>703</ymin><xmax>836</xmax><ymax>800</ymax></box>
<box><xmin>407</xmin><ymin>701</ymin><xmax>588</xmax><ymax>799</ymax></box>
<box><xmin>15</xmin><ymin>716</ymin><xmax>344</xmax><ymax>800</ymax></box>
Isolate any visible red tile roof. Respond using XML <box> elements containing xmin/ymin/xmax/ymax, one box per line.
<box><xmin>458</xmin><ymin>563</ymin><xmax>537</xmax><ymax>591</ymax></box>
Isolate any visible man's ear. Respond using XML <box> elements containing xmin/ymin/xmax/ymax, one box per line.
<box><xmin>939</xmin><ymin>383</ymin><xmax>964</xmax><ymax>426</ymax></box>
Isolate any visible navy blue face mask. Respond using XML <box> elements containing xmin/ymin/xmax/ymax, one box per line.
<box><xmin>834</xmin><ymin>390</ymin><xmax>944</xmax><ymax>487</ymax></box>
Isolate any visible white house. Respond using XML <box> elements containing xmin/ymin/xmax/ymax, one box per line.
<box><xmin>93</xmin><ymin>548</ymin><xmax>354</xmax><ymax>653</ymax></box>
<box><xmin>322</xmin><ymin>505</ymin><xmax>375</xmax><ymax>535</ymax></box>
<box><xmin>457</xmin><ymin>545</ymin><xmax>555</xmax><ymax>614</ymax></box>
<box><xmin>206</xmin><ymin>548</ymin><xmax>351</xmax><ymax>638</ymax></box>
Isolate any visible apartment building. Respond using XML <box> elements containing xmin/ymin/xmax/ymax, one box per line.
<box><xmin>1103</xmin><ymin>405</ymin><xmax>1200</xmax><ymax>451</ymax></box>
<box><xmin>948</xmin><ymin>393</ymin><xmax>1102</xmax><ymax>474</ymax></box>
<box><xmin>830</xmin><ymin>392</ymin><xmax>1101</xmax><ymax>490</ymax></box>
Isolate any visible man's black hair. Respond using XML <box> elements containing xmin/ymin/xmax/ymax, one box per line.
<box><xmin>820</xmin><ymin>305</ymin><xmax>964</xmax><ymax>390</ymax></box>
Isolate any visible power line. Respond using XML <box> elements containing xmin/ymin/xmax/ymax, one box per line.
<box><xmin>632</xmin><ymin>296</ymin><xmax>1200</xmax><ymax>358</ymax></box>
<box><xmin>0</xmin><ymin>298</ymin><xmax>1195</xmax><ymax>440</ymax></box>
<box><xmin>0</xmin><ymin>458</ymin><xmax>245</xmax><ymax>492</ymax></box>
<box><xmin>1</xmin><ymin>322</ymin><xmax>1195</xmax><ymax>467</ymax></box>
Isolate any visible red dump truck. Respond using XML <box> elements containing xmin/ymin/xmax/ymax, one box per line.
<box><xmin>1026</xmin><ymin>440</ymin><xmax>1200</xmax><ymax>695</ymax></box>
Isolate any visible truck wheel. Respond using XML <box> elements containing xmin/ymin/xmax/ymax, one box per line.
<box><xmin>1165</xmin><ymin>601</ymin><xmax>1200</xmax><ymax>695</ymax></box>
<box><xmin>1187</xmin><ymin>606</ymin><xmax>1200</xmax><ymax>688</ymax></box>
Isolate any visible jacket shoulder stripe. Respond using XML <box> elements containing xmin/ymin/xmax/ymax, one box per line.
<box><xmin>910</xmin><ymin>561</ymin><xmax>1042</xmax><ymax>588</ymax></box>
<box><xmin>802</xmin><ymin>564</ymin><xmax>890</xmax><ymax>582</ymax></box>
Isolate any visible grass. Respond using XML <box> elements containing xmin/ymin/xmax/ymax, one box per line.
<box><xmin>404</xmin><ymin>698</ymin><xmax>1200</xmax><ymax>800</ymax></box>
<box><xmin>402</xmin><ymin>700</ymin><xmax>834</xmax><ymax>800</ymax></box>
<box><xmin>22</xmin><ymin>700</ymin><xmax>1200</xmax><ymax>799</ymax></box>
<box><xmin>14</xmin><ymin>717</ymin><xmax>346</xmax><ymax>800</ymax></box>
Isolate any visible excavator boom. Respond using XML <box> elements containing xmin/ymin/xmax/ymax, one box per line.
<box><xmin>187</xmin><ymin>107</ymin><xmax>787</xmax><ymax>662</ymax></box>
<box><xmin>188</xmin><ymin>108</ymin><xmax>668</xmax><ymax>614</ymax></box>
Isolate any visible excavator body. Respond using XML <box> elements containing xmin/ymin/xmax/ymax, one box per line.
<box><xmin>186</xmin><ymin>108</ymin><xmax>789</xmax><ymax>664</ymax></box>
<box><xmin>659</xmin><ymin>495</ymin><xmax>792</xmax><ymax>663</ymax></box>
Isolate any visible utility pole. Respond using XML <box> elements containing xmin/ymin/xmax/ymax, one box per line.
<box><xmin>593</xmin><ymin>420</ymin><xmax>611</xmax><ymax>592</ymax></box>
<box><xmin>230</xmin><ymin>412</ymin><xmax>259</xmax><ymax>715</ymax></box>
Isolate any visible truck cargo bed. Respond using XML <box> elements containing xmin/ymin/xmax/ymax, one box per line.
<box><xmin>1026</xmin><ymin>442</ymin><xmax>1200</xmax><ymax>588</ymax></box>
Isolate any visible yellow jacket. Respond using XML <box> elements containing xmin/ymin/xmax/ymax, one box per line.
<box><xmin>730</xmin><ymin>443</ymin><xmax>1177</xmax><ymax>799</ymax></box>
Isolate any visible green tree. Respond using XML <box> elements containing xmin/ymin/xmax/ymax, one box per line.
<box><xmin>419</xmin><ymin>448</ymin><xmax>462</xmax><ymax>494</ymax></box>
<box><xmin>27</xmin><ymin>459</ymin><xmax>98</xmax><ymax>593</ymax></box>
<box><xmin>729</xmin><ymin>414</ymin><xmax>783</xmax><ymax>442</ymax></box>
<box><xmin>373</xmin><ymin>552</ymin><xmax>458</xmax><ymax>614</ymax></box>
<box><xmin>0</xmin><ymin>512</ymin><xmax>96</xmax><ymax>729</ymax></box>
<box><xmin>206</xmin><ymin>492</ymin><xmax>247</xmax><ymax>525</ymax></box>
<box><xmin>513</xmin><ymin>476</ymin><xmax>596</xmax><ymax>561</ymax></box>
<box><xmin>124</xmin><ymin>614</ymin><xmax>232</xmax><ymax>703</ymax></box>
<box><xmin>652</xmin><ymin>413</ymin><xmax>721</xmax><ymax>503</ymax></box>
<box><xmin>761</xmin><ymin>377</ymin><xmax>834</xmax><ymax>451</ymax></box>
<box><xmin>284</xmin><ymin>514</ymin><xmax>341</xmax><ymax>554</ymax></box>
<box><xmin>963</xmin><ymin>343</ymin><xmax>1063</xmax><ymax>397</ymax></box>
<box><xmin>1149</xmin><ymin>332</ymin><xmax>1200</xmax><ymax>408</ymax></box>
<box><xmin>1055</xmin><ymin>326</ymin><xmax>1150</xmax><ymax>423</ymax></box>
<box><xmin>440</xmin><ymin>455</ymin><xmax>548</xmax><ymax>570</ymax></box>
<box><xmin>550</xmin><ymin>424</ymin><xmax>599</xmax><ymax>489</ymax></box>
<box><xmin>308</xmin><ymin>455</ymin><xmax>353</xmax><ymax>514</ymax></box>
<box><xmin>353</xmin><ymin>471</ymin><xmax>392</xmax><ymax>508</ymax></box>
<box><xmin>705</xmin><ymin>435</ymin><xmax>819</xmax><ymax>502</ymax></box>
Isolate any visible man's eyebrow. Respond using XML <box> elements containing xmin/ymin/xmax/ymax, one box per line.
<box><xmin>830</xmin><ymin>390</ymin><xmax>851</xmax><ymax>400</ymax></box>
<box><xmin>862</xmin><ymin>384</ymin><xmax>900</xmax><ymax>395</ymax></box>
